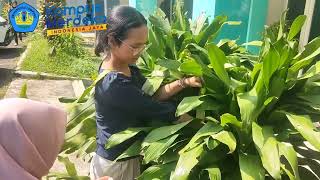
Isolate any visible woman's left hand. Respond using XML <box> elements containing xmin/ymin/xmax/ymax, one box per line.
<box><xmin>183</xmin><ymin>76</ymin><xmax>203</xmax><ymax>88</ymax></box>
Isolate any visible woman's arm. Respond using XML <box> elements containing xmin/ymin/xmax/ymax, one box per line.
<box><xmin>153</xmin><ymin>77</ymin><xmax>202</xmax><ymax>101</ymax></box>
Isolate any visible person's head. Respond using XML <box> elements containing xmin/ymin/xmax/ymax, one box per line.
<box><xmin>95</xmin><ymin>6</ymin><xmax>148</xmax><ymax>64</ymax></box>
<box><xmin>0</xmin><ymin>98</ymin><xmax>67</xmax><ymax>180</ymax></box>
<box><xmin>12</xmin><ymin>1</ymin><xmax>17</xmax><ymax>7</ymax></box>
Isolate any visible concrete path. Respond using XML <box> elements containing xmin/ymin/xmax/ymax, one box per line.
<box><xmin>4</xmin><ymin>79</ymin><xmax>75</xmax><ymax>107</ymax></box>
<box><xmin>4</xmin><ymin>78</ymin><xmax>90</xmax><ymax>176</ymax></box>
<box><xmin>0</xmin><ymin>41</ymin><xmax>26</xmax><ymax>98</ymax></box>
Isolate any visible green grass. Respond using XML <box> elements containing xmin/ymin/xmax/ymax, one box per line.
<box><xmin>21</xmin><ymin>33</ymin><xmax>100</xmax><ymax>79</ymax></box>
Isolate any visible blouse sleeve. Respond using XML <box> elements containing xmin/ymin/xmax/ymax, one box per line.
<box><xmin>103</xmin><ymin>76</ymin><xmax>178</xmax><ymax>122</ymax></box>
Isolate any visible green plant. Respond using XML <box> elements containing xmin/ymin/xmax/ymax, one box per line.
<box><xmin>22</xmin><ymin>33</ymin><xmax>99</xmax><ymax>78</ymax></box>
<box><xmin>58</xmin><ymin>2</ymin><xmax>320</xmax><ymax>180</ymax></box>
<box><xmin>45</xmin><ymin>155</ymin><xmax>90</xmax><ymax>180</ymax></box>
<box><xmin>58</xmin><ymin>0</ymin><xmax>245</xmax><ymax>160</ymax></box>
<box><xmin>103</xmin><ymin>10</ymin><xmax>320</xmax><ymax>179</ymax></box>
<box><xmin>49</xmin><ymin>33</ymin><xmax>85</xmax><ymax>58</ymax></box>
<box><xmin>1</xmin><ymin>0</ymin><xmax>10</xmax><ymax>20</ymax></box>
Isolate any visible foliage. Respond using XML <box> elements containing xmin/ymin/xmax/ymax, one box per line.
<box><xmin>49</xmin><ymin>33</ymin><xmax>86</xmax><ymax>58</ymax></box>
<box><xmin>22</xmin><ymin>33</ymin><xmax>99</xmax><ymax>78</ymax></box>
<box><xmin>56</xmin><ymin>1</ymin><xmax>320</xmax><ymax>180</ymax></box>
<box><xmin>0</xmin><ymin>0</ymin><xmax>10</xmax><ymax>20</ymax></box>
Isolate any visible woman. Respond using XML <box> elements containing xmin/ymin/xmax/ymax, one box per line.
<box><xmin>91</xmin><ymin>6</ymin><xmax>202</xmax><ymax>180</ymax></box>
<box><xmin>0</xmin><ymin>98</ymin><xmax>67</xmax><ymax>180</ymax></box>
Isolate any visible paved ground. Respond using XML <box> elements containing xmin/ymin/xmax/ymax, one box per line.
<box><xmin>0</xmin><ymin>42</ymin><xmax>25</xmax><ymax>98</ymax></box>
<box><xmin>0</xmin><ymin>41</ymin><xmax>25</xmax><ymax>69</ymax></box>
<box><xmin>4</xmin><ymin>78</ymin><xmax>90</xmax><ymax>176</ymax></box>
<box><xmin>4</xmin><ymin>79</ymin><xmax>74</xmax><ymax>107</ymax></box>
<box><xmin>1</xmin><ymin>40</ymin><xmax>90</xmax><ymax>176</ymax></box>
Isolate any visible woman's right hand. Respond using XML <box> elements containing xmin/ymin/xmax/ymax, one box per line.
<box><xmin>183</xmin><ymin>76</ymin><xmax>203</xmax><ymax>88</ymax></box>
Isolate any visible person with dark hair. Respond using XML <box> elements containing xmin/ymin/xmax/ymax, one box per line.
<box><xmin>10</xmin><ymin>0</ymin><xmax>23</xmax><ymax>46</ymax></box>
<box><xmin>91</xmin><ymin>5</ymin><xmax>202</xmax><ymax>180</ymax></box>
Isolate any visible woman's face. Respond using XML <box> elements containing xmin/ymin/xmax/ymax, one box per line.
<box><xmin>110</xmin><ymin>25</ymin><xmax>148</xmax><ymax>64</ymax></box>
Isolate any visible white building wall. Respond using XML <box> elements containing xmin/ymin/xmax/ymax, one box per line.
<box><xmin>266</xmin><ymin>0</ymin><xmax>288</xmax><ymax>25</ymax></box>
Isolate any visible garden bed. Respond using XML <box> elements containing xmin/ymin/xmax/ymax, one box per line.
<box><xmin>21</xmin><ymin>33</ymin><xmax>100</xmax><ymax>79</ymax></box>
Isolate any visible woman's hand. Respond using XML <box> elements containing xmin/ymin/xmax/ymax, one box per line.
<box><xmin>183</xmin><ymin>76</ymin><xmax>203</xmax><ymax>88</ymax></box>
<box><xmin>178</xmin><ymin>114</ymin><xmax>193</xmax><ymax>122</ymax></box>
<box><xmin>153</xmin><ymin>76</ymin><xmax>203</xmax><ymax>101</ymax></box>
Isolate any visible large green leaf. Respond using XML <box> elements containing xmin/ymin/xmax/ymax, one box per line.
<box><xmin>278</xmin><ymin>142</ymin><xmax>300</xmax><ymax>180</ymax></box>
<box><xmin>171</xmin><ymin>143</ymin><xmax>205</xmax><ymax>180</ymax></box>
<box><xmin>211</xmin><ymin>131</ymin><xmax>236</xmax><ymax>153</ymax></box>
<box><xmin>76</xmin><ymin>69</ymin><xmax>111</xmax><ymax>102</ymax></box>
<box><xmin>65</xmin><ymin>117</ymin><xmax>95</xmax><ymax>140</ymax></box>
<box><xmin>206</xmin><ymin>166</ymin><xmax>221</xmax><ymax>180</ymax></box>
<box><xmin>191</xmin><ymin>12</ymin><xmax>207</xmax><ymax>35</ymax></box>
<box><xmin>288</xmin><ymin>15</ymin><xmax>307</xmax><ymax>41</ymax></box>
<box><xmin>144</xmin><ymin>121</ymin><xmax>190</xmax><ymax>143</ymax></box>
<box><xmin>57</xmin><ymin>155</ymin><xmax>78</xmax><ymax>176</ymax></box>
<box><xmin>285</xmin><ymin>113</ymin><xmax>320</xmax><ymax>151</ymax></box>
<box><xmin>237</xmin><ymin>89</ymin><xmax>259</xmax><ymax>131</ymax></box>
<box><xmin>142</xmin><ymin>77</ymin><xmax>164</xmax><ymax>96</ymax></box>
<box><xmin>239</xmin><ymin>153</ymin><xmax>265</xmax><ymax>180</ymax></box>
<box><xmin>176</xmin><ymin>96</ymin><xmax>205</xmax><ymax>116</ymax></box>
<box><xmin>278</xmin><ymin>45</ymin><xmax>291</xmax><ymax>68</ymax></box>
<box><xmin>79</xmin><ymin>138</ymin><xmax>96</xmax><ymax>159</ymax></box>
<box><xmin>298</xmin><ymin>60</ymin><xmax>320</xmax><ymax>80</ymax></box>
<box><xmin>262</xmin><ymin>45</ymin><xmax>280</xmax><ymax>88</ymax></box>
<box><xmin>277</xmin><ymin>10</ymin><xmax>288</xmax><ymax>40</ymax></box>
<box><xmin>157</xmin><ymin>59</ymin><xmax>182</xmax><ymax>71</ymax></box>
<box><xmin>62</xmin><ymin>115</ymin><xmax>96</xmax><ymax>154</ymax></box>
<box><xmin>137</xmin><ymin>162</ymin><xmax>176</xmax><ymax>180</ymax></box>
<box><xmin>220</xmin><ymin>113</ymin><xmax>242</xmax><ymax>128</ymax></box>
<box><xmin>174</xmin><ymin>0</ymin><xmax>187</xmax><ymax>31</ymax></box>
<box><xmin>196</xmin><ymin>15</ymin><xmax>227</xmax><ymax>47</ymax></box>
<box><xmin>207</xmin><ymin>44</ymin><xmax>231</xmax><ymax>86</ymax></box>
<box><xmin>297</xmin><ymin>94</ymin><xmax>320</xmax><ymax>107</ymax></box>
<box><xmin>178</xmin><ymin>59</ymin><xmax>203</xmax><ymax>76</ymax></box>
<box><xmin>148</xmin><ymin>28</ymin><xmax>165</xmax><ymax>58</ymax></box>
<box><xmin>180</xmin><ymin>122</ymin><xmax>223</xmax><ymax>153</ymax></box>
<box><xmin>143</xmin><ymin>134</ymin><xmax>179</xmax><ymax>164</ymax></box>
<box><xmin>105</xmin><ymin>127</ymin><xmax>152</xmax><ymax>149</ymax></box>
<box><xmin>252</xmin><ymin>122</ymin><xmax>281</xmax><ymax>179</ymax></box>
<box><xmin>149</xmin><ymin>10</ymin><xmax>171</xmax><ymax>35</ymax></box>
<box><xmin>242</xmin><ymin>41</ymin><xmax>263</xmax><ymax>47</ymax></box>
<box><xmin>224</xmin><ymin>21</ymin><xmax>242</xmax><ymax>26</ymax></box>
<box><xmin>66</xmin><ymin>97</ymin><xmax>96</xmax><ymax>131</ymax></box>
<box><xmin>116</xmin><ymin>140</ymin><xmax>142</xmax><ymax>161</ymax></box>
<box><xmin>294</xmin><ymin>37</ymin><xmax>320</xmax><ymax>62</ymax></box>
<box><xmin>237</xmin><ymin>72</ymin><xmax>266</xmax><ymax>131</ymax></box>
<box><xmin>19</xmin><ymin>81</ymin><xmax>28</xmax><ymax>98</ymax></box>
<box><xmin>205</xmin><ymin>138</ymin><xmax>220</xmax><ymax>150</ymax></box>
<box><xmin>288</xmin><ymin>58</ymin><xmax>314</xmax><ymax>79</ymax></box>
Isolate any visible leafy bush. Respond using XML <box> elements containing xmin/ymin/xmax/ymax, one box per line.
<box><xmin>56</xmin><ymin>1</ymin><xmax>320</xmax><ymax>180</ymax></box>
<box><xmin>49</xmin><ymin>33</ymin><xmax>86</xmax><ymax>58</ymax></box>
<box><xmin>1</xmin><ymin>0</ymin><xmax>10</xmax><ymax>20</ymax></box>
<box><xmin>22</xmin><ymin>33</ymin><xmax>99</xmax><ymax>78</ymax></box>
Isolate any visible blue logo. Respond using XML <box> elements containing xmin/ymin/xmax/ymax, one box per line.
<box><xmin>9</xmin><ymin>2</ymin><xmax>39</xmax><ymax>32</ymax></box>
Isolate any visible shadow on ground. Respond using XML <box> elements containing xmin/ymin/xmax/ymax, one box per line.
<box><xmin>0</xmin><ymin>68</ymin><xmax>15</xmax><ymax>99</ymax></box>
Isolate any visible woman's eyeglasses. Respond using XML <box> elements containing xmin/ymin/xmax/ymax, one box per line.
<box><xmin>117</xmin><ymin>38</ymin><xmax>147</xmax><ymax>56</ymax></box>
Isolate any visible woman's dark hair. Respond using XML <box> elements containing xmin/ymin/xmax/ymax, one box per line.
<box><xmin>95</xmin><ymin>6</ymin><xmax>147</xmax><ymax>56</ymax></box>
